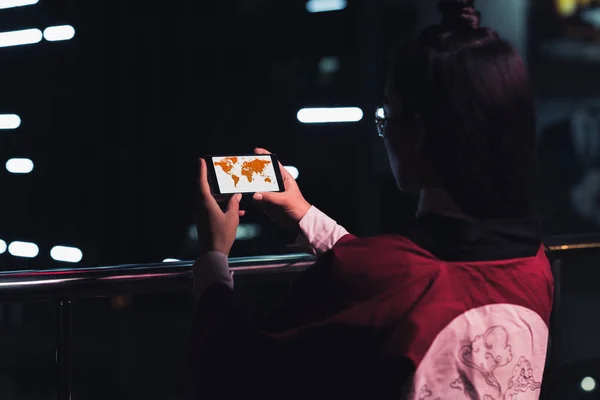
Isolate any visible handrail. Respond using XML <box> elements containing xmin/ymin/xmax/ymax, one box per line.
<box><xmin>0</xmin><ymin>239</ymin><xmax>597</xmax><ymax>400</ymax></box>
<box><xmin>0</xmin><ymin>234</ymin><xmax>598</xmax><ymax>302</ymax></box>
<box><xmin>0</xmin><ymin>253</ymin><xmax>317</xmax><ymax>302</ymax></box>
<box><xmin>545</xmin><ymin>234</ymin><xmax>600</xmax><ymax>251</ymax></box>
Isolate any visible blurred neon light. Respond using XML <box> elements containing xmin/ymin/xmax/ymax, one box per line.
<box><xmin>581</xmin><ymin>8</ymin><xmax>600</xmax><ymax>26</ymax></box>
<box><xmin>163</xmin><ymin>258</ymin><xmax>181</xmax><ymax>262</ymax></box>
<box><xmin>0</xmin><ymin>0</ymin><xmax>38</xmax><ymax>10</ymax></box>
<box><xmin>318</xmin><ymin>56</ymin><xmax>340</xmax><ymax>74</ymax></box>
<box><xmin>0</xmin><ymin>239</ymin><xmax>6</xmax><ymax>254</ymax></box>
<box><xmin>0</xmin><ymin>28</ymin><xmax>42</xmax><ymax>48</ymax></box>
<box><xmin>50</xmin><ymin>246</ymin><xmax>83</xmax><ymax>263</ymax></box>
<box><xmin>43</xmin><ymin>25</ymin><xmax>75</xmax><ymax>42</ymax></box>
<box><xmin>6</xmin><ymin>158</ymin><xmax>33</xmax><ymax>174</ymax></box>
<box><xmin>284</xmin><ymin>166</ymin><xmax>299</xmax><ymax>180</ymax></box>
<box><xmin>236</xmin><ymin>223</ymin><xmax>261</xmax><ymax>240</ymax></box>
<box><xmin>582</xmin><ymin>376</ymin><xmax>596</xmax><ymax>392</ymax></box>
<box><xmin>297</xmin><ymin>107</ymin><xmax>363</xmax><ymax>123</ymax></box>
<box><xmin>306</xmin><ymin>0</ymin><xmax>347</xmax><ymax>13</ymax></box>
<box><xmin>0</xmin><ymin>114</ymin><xmax>21</xmax><ymax>129</ymax></box>
<box><xmin>8</xmin><ymin>241</ymin><xmax>39</xmax><ymax>258</ymax></box>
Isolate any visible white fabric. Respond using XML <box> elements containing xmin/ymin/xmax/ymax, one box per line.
<box><xmin>294</xmin><ymin>205</ymin><xmax>349</xmax><ymax>256</ymax></box>
<box><xmin>403</xmin><ymin>304</ymin><xmax>548</xmax><ymax>400</ymax></box>
<box><xmin>193</xmin><ymin>252</ymin><xmax>233</xmax><ymax>299</ymax></box>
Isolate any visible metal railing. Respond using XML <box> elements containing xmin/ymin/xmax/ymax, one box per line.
<box><xmin>0</xmin><ymin>253</ymin><xmax>317</xmax><ymax>302</ymax></box>
<box><xmin>0</xmin><ymin>253</ymin><xmax>316</xmax><ymax>400</ymax></box>
<box><xmin>0</xmin><ymin>235</ymin><xmax>596</xmax><ymax>400</ymax></box>
<box><xmin>545</xmin><ymin>233</ymin><xmax>600</xmax><ymax>251</ymax></box>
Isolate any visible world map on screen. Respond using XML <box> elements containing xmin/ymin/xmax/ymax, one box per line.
<box><xmin>212</xmin><ymin>156</ymin><xmax>280</xmax><ymax>194</ymax></box>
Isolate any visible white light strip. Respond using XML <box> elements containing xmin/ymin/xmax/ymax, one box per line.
<box><xmin>163</xmin><ymin>258</ymin><xmax>180</xmax><ymax>262</ymax></box>
<box><xmin>43</xmin><ymin>25</ymin><xmax>75</xmax><ymax>42</ymax></box>
<box><xmin>284</xmin><ymin>166</ymin><xmax>299</xmax><ymax>180</ymax></box>
<box><xmin>297</xmin><ymin>107</ymin><xmax>363</xmax><ymax>123</ymax></box>
<box><xmin>6</xmin><ymin>158</ymin><xmax>33</xmax><ymax>174</ymax></box>
<box><xmin>0</xmin><ymin>279</ymin><xmax>80</xmax><ymax>287</ymax></box>
<box><xmin>0</xmin><ymin>28</ymin><xmax>42</xmax><ymax>48</ymax></box>
<box><xmin>50</xmin><ymin>246</ymin><xmax>83</xmax><ymax>263</ymax></box>
<box><xmin>0</xmin><ymin>114</ymin><xmax>21</xmax><ymax>129</ymax></box>
<box><xmin>306</xmin><ymin>0</ymin><xmax>347</xmax><ymax>13</ymax></box>
<box><xmin>0</xmin><ymin>0</ymin><xmax>38</xmax><ymax>10</ymax></box>
<box><xmin>8</xmin><ymin>241</ymin><xmax>39</xmax><ymax>258</ymax></box>
<box><xmin>0</xmin><ymin>239</ymin><xmax>6</xmax><ymax>254</ymax></box>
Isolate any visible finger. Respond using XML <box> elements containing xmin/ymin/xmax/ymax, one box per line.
<box><xmin>279</xmin><ymin>163</ymin><xmax>294</xmax><ymax>182</ymax></box>
<box><xmin>253</xmin><ymin>191</ymin><xmax>285</xmax><ymax>206</ymax></box>
<box><xmin>254</xmin><ymin>148</ymin><xmax>294</xmax><ymax>182</ymax></box>
<box><xmin>198</xmin><ymin>159</ymin><xmax>220</xmax><ymax>213</ymax></box>
<box><xmin>226</xmin><ymin>193</ymin><xmax>242</xmax><ymax>216</ymax></box>
<box><xmin>254</xmin><ymin>148</ymin><xmax>271</xmax><ymax>155</ymax></box>
<box><xmin>239</xmin><ymin>210</ymin><xmax>246</xmax><ymax>217</ymax></box>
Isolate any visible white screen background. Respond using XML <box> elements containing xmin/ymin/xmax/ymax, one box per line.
<box><xmin>212</xmin><ymin>155</ymin><xmax>281</xmax><ymax>194</ymax></box>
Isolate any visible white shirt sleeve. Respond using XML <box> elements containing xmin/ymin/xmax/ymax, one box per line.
<box><xmin>293</xmin><ymin>206</ymin><xmax>350</xmax><ymax>257</ymax></box>
<box><xmin>193</xmin><ymin>206</ymin><xmax>349</xmax><ymax>298</ymax></box>
<box><xmin>193</xmin><ymin>251</ymin><xmax>234</xmax><ymax>300</ymax></box>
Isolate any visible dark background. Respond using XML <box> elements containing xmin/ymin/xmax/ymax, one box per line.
<box><xmin>1</xmin><ymin>0</ymin><xmax>600</xmax><ymax>398</ymax></box>
<box><xmin>0</xmin><ymin>0</ymin><xmax>417</xmax><ymax>270</ymax></box>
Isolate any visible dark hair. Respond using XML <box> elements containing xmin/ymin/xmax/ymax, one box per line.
<box><xmin>391</xmin><ymin>0</ymin><xmax>536</xmax><ymax>219</ymax></box>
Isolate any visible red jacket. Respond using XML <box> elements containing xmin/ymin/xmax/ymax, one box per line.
<box><xmin>190</xmin><ymin>214</ymin><xmax>553</xmax><ymax>400</ymax></box>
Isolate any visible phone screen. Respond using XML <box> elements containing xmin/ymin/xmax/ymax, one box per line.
<box><xmin>211</xmin><ymin>155</ymin><xmax>282</xmax><ymax>194</ymax></box>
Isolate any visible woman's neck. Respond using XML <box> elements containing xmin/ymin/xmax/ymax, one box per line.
<box><xmin>416</xmin><ymin>188</ymin><xmax>469</xmax><ymax>220</ymax></box>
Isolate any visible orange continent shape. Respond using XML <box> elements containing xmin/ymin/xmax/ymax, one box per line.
<box><xmin>241</xmin><ymin>159</ymin><xmax>271</xmax><ymax>183</ymax></box>
<box><xmin>214</xmin><ymin>158</ymin><xmax>235</xmax><ymax>175</ymax></box>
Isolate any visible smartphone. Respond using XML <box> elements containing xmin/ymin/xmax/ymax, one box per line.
<box><xmin>204</xmin><ymin>154</ymin><xmax>285</xmax><ymax>195</ymax></box>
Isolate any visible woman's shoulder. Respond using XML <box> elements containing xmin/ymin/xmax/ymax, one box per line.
<box><xmin>335</xmin><ymin>233</ymin><xmax>434</xmax><ymax>254</ymax></box>
<box><xmin>329</xmin><ymin>233</ymin><xmax>438</xmax><ymax>271</ymax></box>
<box><xmin>309</xmin><ymin>234</ymin><xmax>442</xmax><ymax>304</ymax></box>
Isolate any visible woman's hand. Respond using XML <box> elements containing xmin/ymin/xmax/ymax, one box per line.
<box><xmin>252</xmin><ymin>148</ymin><xmax>312</xmax><ymax>231</ymax></box>
<box><xmin>196</xmin><ymin>158</ymin><xmax>245</xmax><ymax>256</ymax></box>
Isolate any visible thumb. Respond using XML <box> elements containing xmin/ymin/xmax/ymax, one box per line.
<box><xmin>253</xmin><ymin>191</ymin><xmax>285</xmax><ymax>206</ymax></box>
<box><xmin>226</xmin><ymin>193</ymin><xmax>242</xmax><ymax>216</ymax></box>
<box><xmin>254</xmin><ymin>147</ymin><xmax>271</xmax><ymax>155</ymax></box>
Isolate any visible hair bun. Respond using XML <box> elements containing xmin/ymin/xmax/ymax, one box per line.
<box><xmin>438</xmin><ymin>0</ymin><xmax>481</xmax><ymax>30</ymax></box>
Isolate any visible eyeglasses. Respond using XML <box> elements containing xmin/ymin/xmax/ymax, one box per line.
<box><xmin>375</xmin><ymin>106</ymin><xmax>408</xmax><ymax>137</ymax></box>
<box><xmin>375</xmin><ymin>106</ymin><xmax>399</xmax><ymax>138</ymax></box>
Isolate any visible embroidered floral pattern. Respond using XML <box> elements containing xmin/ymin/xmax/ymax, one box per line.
<box><xmin>459</xmin><ymin>326</ymin><xmax>513</xmax><ymax>393</ymax></box>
